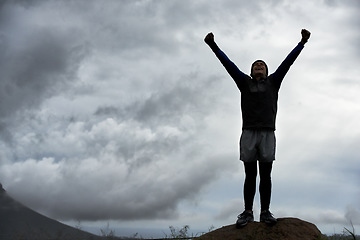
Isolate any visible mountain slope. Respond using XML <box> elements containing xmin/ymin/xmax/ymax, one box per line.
<box><xmin>0</xmin><ymin>183</ymin><xmax>103</xmax><ymax>240</ymax></box>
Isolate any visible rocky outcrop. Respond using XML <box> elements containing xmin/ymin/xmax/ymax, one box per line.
<box><xmin>197</xmin><ymin>218</ymin><xmax>327</xmax><ymax>240</ymax></box>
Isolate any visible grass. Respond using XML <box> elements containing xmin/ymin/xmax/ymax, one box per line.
<box><xmin>99</xmin><ymin>224</ymin><xmax>358</xmax><ymax>240</ymax></box>
<box><xmin>129</xmin><ymin>225</ymin><xmax>358</xmax><ymax>240</ymax></box>
<box><xmin>322</xmin><ymin>223</ymin><xmax>358</xmax><ymax>240</ymax></box>
<box><xmin>6</xmin><ymin>223</ymin><xmax>358</xmax><ymax>240</ymax></box>
<box><xmin>99</xmin><ymin>224</ymin><xmax>213</xmax><ymax>240</ymax></box>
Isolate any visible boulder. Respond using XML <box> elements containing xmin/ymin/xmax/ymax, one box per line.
<box><xmin>197</xmin><ymin>218</ymin><xmax>327</xmax><ymax>240</ymax></box>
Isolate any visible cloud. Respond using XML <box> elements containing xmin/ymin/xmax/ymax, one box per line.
<box><xmin>215</xmin><ymin>198</ymin><xmax>243</xmax><ymax>221</ymax></box>
<box><xmin>1</xmin><ymin>118</ymin><xmax>234</xmax><ymax>221</ymax></box>
<box><xmin>345</xmin><ymin>204</ymin><xmax>360</xmax><ymax>225</ymax></box>
<box><xmin>0</xmin><ymin>1</ymin><xmax>89</xmax><ymax>144</ymax></box>
<box><xmin>0</xmin><ymin>0</ymin><xmax>359</xmax><ymax>234</ymax></box>
<box><xmin>0</xmin><ymin>67</ymin><xmax>233</xmax><ymax>221</ymax></box>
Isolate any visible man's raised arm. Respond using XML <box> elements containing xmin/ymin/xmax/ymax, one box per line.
<box><xmin>271</xmin><ymin>29</ymin><xmax>311</xmax><ymax>88</ymax></box>
<box><xmin>204</xmin><ymin>32</ymin><xmax>247</xmax><ymax>87</ymax></box>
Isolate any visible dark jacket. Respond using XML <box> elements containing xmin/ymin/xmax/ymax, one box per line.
<box><xmin>208</xmin><ymin>42</ymin><xmax>304</xmax><ymax>130</ymax></box>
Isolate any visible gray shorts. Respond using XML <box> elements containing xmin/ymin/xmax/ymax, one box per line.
<box><xmin>240</xmin><ymin>129</ymin><xmax>276</xmax><ymax>162</ymax></box>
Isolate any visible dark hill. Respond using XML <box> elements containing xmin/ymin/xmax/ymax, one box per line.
<box><xmin>0</xmin><ymin>183</ymin><xmax>103</xmax><ymax>240</ymax></box>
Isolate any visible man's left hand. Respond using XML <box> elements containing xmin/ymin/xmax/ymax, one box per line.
<box><xmin>301</xmin><ymin>29</ymin><xmax>311</xmax><ymax>44</ymax></box>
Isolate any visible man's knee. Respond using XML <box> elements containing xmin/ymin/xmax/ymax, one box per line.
<box><xmin>259</xmin><ymin>162</ymin><xmax>273</xmax><ymax>179</ymax></box>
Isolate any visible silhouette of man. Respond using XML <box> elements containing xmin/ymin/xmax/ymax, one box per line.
<box><xmin>204</xmin><ymin>29</ymin><xmax>311</xmax><ymax>228</ymax></box>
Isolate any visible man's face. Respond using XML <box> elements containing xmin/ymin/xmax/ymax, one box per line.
<box><xmin>252</xmin><ymin>61</ymin><xmax>267</xmax><ymax>79</ymax></box>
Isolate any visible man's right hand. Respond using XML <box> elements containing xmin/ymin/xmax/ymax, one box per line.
<box><xmin>204</xmin><ymin>32</ymin><xmax>215</xmax><ymax>45</ymax></box>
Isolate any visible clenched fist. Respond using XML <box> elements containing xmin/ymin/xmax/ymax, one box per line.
<box><xmin>204</xmin><ymin>32</ymin><xmax>215</xmax><ymax>45</ymax></box>
<box><xmin>301</xmin><ymin>29</ymin><xmax>311</xmax><ymax>44</ymax></box>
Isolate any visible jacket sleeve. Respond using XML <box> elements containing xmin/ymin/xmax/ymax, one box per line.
<box><xmin>207</xmin><ymin>42</ymin><xmax>248</xmax><ymax>90</ymax></box>
<box><xmin>271</xmin><ymin>42</ymin><xmax>304</xmax><ymax>89</ymax></box>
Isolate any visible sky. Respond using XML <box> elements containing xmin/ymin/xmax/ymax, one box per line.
<box><xmin>0</xmin><ymin>0</ymin><xmax>359</xmax><ymax>237</ymax></box>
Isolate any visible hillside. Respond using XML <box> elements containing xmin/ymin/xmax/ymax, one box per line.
<box><xmin>0</xmin><ymin>183</ymin><xmax>103</xmax><ymax>240</ymax></box>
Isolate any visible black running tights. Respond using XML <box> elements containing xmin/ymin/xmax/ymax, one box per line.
<box><xmin>243</xmin><ymin>161</ymin><xmax>273</xmax><ymax>212</ymax></box>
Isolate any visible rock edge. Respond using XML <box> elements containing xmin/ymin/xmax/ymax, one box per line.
<box><xmin>196</xmin><ymin>217</ymin><xmax>327</xmax><ymax>240</ymax></box>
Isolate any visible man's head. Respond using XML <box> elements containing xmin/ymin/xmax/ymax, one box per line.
<box><xmin>251</xmin><ymin>60</ymin><xmax>268</xmax><ymax>80</ymax></box>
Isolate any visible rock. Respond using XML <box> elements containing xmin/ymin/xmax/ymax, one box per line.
<box><xmin>196</xmin><ymin>218</ymin><xmax>327</xmax><ymax>240</ymax></box>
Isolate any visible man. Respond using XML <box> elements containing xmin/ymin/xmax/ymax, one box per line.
<box><xmin>204</xmin><ymin>29</ymin><xmax>311</xmax><ymax>228</ymax></box>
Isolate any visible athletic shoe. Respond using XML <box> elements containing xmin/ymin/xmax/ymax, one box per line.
<box><xmin>260</xmin><ymin>210</ymin><xmax>277</xmax><ymax>225</ymax></box>
<box><xmin>236</xmin><ymin>211</ymin><xmax>254</xmax><ymax>228</ymax></box>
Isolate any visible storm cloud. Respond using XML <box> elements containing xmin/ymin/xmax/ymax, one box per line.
<box><xmin>0</xmin><ymin>0</ymin><xmax>359</xmax><ymax>235</ymax></box>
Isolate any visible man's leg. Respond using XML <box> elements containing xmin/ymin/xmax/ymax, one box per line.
<box><xmin>259</xmin><ymin>162</ymin><xmax>273</xmax><ymax>211</ymax></box>
<box><xmin>237</xmin><ymin>130</ymin><xmax>258</xmax><ymax>228</ymax></box>
<box><xmin>244</xmin><ymin>162</ymin><xmax>257</xmax><ymax>211</ymax></box>
<box><xmin>259</xmin><ymin>161</ymin><xmax>277</xmax><ymax>224</ymax></box>
<box><xmin>240</xmin><ymin>129</ymin><xmax>258</xmax><ymax>211</ymax></box>
<box><xmin>236</xmin><ymin>161</ymin><xmax>257</xmax><ymax>228</ymax></box>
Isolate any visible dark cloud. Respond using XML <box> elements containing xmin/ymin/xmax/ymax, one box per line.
<box><xmin>0</xmin><ymin>31</ymin><xmax>86</xmax><ymax>113</ymax></box>
<box><xmin>94</xmin><ymin>106</ymin><xmax>119</xmax><ymax>116</ymax></box>
<box><xmin>325</xmin><ymin>0</ymin><xmax>360</xmax><ymax>7</ymax></box>
<box><xmin>1</xmin><ymin>63</ymin><xmax>227</xmax><ymax>221</ymax></box>
<box><xmin>124</xmin><ymin>73</ymin><xmax>216</xmax><ymax>125</ymax></box>
<box><xmin>0</xmin><ymin>2</ymin><xmax>89</xmax><ymax>144</ymax></box>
